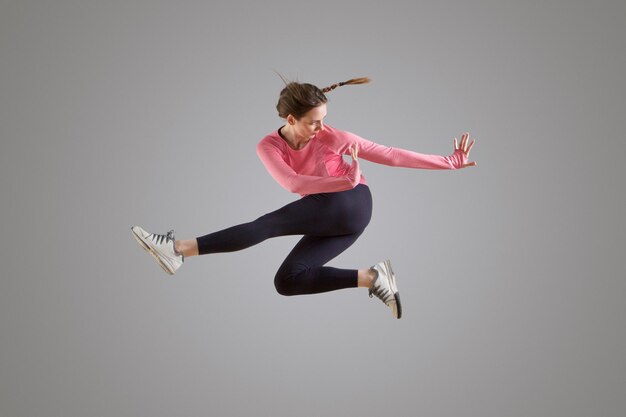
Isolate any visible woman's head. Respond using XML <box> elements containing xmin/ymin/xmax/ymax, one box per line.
<box><xmin>276</xmin><ymin>82</ymin><xmax>327</xmax><ymax>120</ymax></box>
<box><xmin>275</xmin><ymin>77</ymin><xmax>371</xmax><ymax>120</ymax></box>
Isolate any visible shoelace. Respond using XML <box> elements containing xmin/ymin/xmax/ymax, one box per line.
<box><xmin>369</xmin><ymin>285</ymin><xmax>393</xmax><ymax>304</ymax></box>
<box><xmin>368</xmin><ymin>268</ymin><xmax>393</xmax><ymax>304</ymax></box>
<box><xmin>150</xmin><ymin>230</ymin><xmax>175</xmax><ymax>246</ymax></box>
<box><xmin>369</xmin><ymin>272</ymin><xmax>394</xmax><ymax>304</ymax></box>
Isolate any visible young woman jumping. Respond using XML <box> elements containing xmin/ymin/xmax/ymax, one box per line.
<box><xmin>131</xmin><ymin>77</ymin><xmax>477</xmax><ymax>319</ymax></box>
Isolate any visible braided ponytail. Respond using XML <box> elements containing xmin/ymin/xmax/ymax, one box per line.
<box><xmin>322</xmin><ymin>77</ymin><xmax>371</xmax><ymax>93</ymax></box>
<box><xmin>275</xmin><ymin>74</ymin><xmax>372</xmax><ymax>119</ymax></box>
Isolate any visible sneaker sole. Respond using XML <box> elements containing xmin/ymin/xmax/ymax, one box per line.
<box><xmin>131</xmin><ymin>227</ymin><xmax>176</xmax><ymax>275</ymax></box>
<box><xmin>383</xmin><ymin>260</ymin><xmax>402</xmax><ymax>319</ymax></box>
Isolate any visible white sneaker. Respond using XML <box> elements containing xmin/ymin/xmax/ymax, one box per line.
<box><xmin>369</xmin><ymin>260</ymin><xmax>402</xmax><ymax>319</ymax></box>
<box><xmin>131</xmin><ymin>226</ymin><xmax>183</xmax><ymax>275</ymax></box>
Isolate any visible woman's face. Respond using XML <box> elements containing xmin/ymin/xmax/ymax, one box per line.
<box><xmin>290</xmin><ymin>103</ymin><xmax>327</xmax><ymax>140</ymax></box>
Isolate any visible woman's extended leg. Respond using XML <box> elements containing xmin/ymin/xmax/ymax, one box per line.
<box><xmin>194</xmin><ymin>184</ymin><xmax>372</xmax><ymax>256</ymax></box>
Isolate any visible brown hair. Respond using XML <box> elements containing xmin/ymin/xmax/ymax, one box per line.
<box><xmin>276</xmin><ymin>76</ymin><xmax>371</xmax><ymax>119</ymax></box>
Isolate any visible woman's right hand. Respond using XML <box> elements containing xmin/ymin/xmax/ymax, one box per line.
<box><xmin>350</xmin><ymin>142</ymin><xmax>359</xmax><ymax>162</ymax></box>
<box><xmin>347</xmin><ymin>143</ymin><xmax>361</xmax><ymax>186</ymax></box>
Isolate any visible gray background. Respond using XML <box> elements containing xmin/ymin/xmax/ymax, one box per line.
<box><xmin>1</xmin><ymin>0</ymin><xmax>625</xmax><ymax>416</ymax></box>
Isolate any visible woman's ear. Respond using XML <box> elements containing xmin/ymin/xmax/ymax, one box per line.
<box><xmin>287</xmin><ymin>115</ymin><xmax>296</xmax><ymax>125</ymax></box>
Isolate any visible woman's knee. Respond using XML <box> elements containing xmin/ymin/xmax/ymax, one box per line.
<box><xmin>274</xmin><ymin>275</ymin><xmax>297</xmax><ymax>296</ymax></box>
<box><xmin>273</xmin><ymin>265</ymin><xmax>308</xmax><ymax>296</ymax></box>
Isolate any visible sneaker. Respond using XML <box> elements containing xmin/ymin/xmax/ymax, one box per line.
<box><xmin>369</xmin><ymin>260</ymin><xmax>402</xmax><ymax>319</ymax></box>
<box><xmin>131</xmin><ymin>226</ymin><xmax>183</xmax><ymax>275</ymax></box>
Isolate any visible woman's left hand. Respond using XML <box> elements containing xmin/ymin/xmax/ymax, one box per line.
<box><xmin>454</xmin><ymin>132</ymin><xmax>477</xmax><ymax>168</ymax></box>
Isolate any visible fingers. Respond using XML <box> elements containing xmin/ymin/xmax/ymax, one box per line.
<box><xmin>467</xmin><ymin>138</ymin><xmax>475</xmax><ymax>155</ymax></box>
<box><xmin>455</xmin><ymin>133</ymin><xmax>469</xmax><ymax>151</ymax></box>
<box><xmin>460</xmin><ymin>133</ymin><xmax>466</xmax><ymax>151</ymax></box>
<box><xmin>455</xmin><ymin>132</ymin><xmax>476</xmax><ymax>154</ymax></box>
<box><xmin>454</xmin><ymin>132</ymin><xmax>478</xmax><ymax>168</ymax></box>
<box><xmin>350</xmin><ymin>143</ymin><xmax>359</xmax><ymax>160</ymax></box>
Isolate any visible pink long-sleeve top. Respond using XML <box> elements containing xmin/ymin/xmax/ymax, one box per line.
<box><xmin>256</xmin><ymin>124</ymin><xmax>468</xmax><ymax>197</ymax></box>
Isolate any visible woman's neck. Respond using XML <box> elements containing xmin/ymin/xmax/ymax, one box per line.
<box><xmin>280</xmin><ymin>125</ymin><xmax>311</xmax><ymax>150</ymax></box>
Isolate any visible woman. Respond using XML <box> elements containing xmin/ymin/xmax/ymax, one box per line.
<box><xmin>131</xmin><ymin>77</ymin><xmax>476</xmax><ymax>319</ymax></box>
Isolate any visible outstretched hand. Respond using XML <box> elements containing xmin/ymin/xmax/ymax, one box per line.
<box><xmin>454</xmin><ymin>132</ymin><xmax>477</xmax><ymax>168</ymax></box>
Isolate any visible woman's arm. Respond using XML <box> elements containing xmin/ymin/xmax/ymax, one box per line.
<box><xmin>350</xmin><ymin>131</ymin><xmax>477</xmax><ymax>170</ymax></box>
<box><xmin>256</xmin><ymin>142</ymin><xmax>361</xmax><ymax>195</ymax></box>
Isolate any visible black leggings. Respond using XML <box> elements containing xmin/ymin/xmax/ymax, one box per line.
<box><xmin>196</xmin><ymin>184</ymin><xmax>373</xmax><ymax>295</ymax></box>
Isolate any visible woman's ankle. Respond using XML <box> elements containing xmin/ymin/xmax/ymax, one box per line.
<box><xmin>357</xmin><ymin>268</ymin><xmax>376</xmax><ymax>288</ymax></box>
<box><xmin>175</xmin><ymin>239</ymin><xmax>199</xmax><ymax>257</ymax></box>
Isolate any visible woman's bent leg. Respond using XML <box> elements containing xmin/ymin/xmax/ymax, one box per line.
<box><xmin>274</xmin><ymin>231</ymin><xmax>364</xmax><ymax>296</ymax></box>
